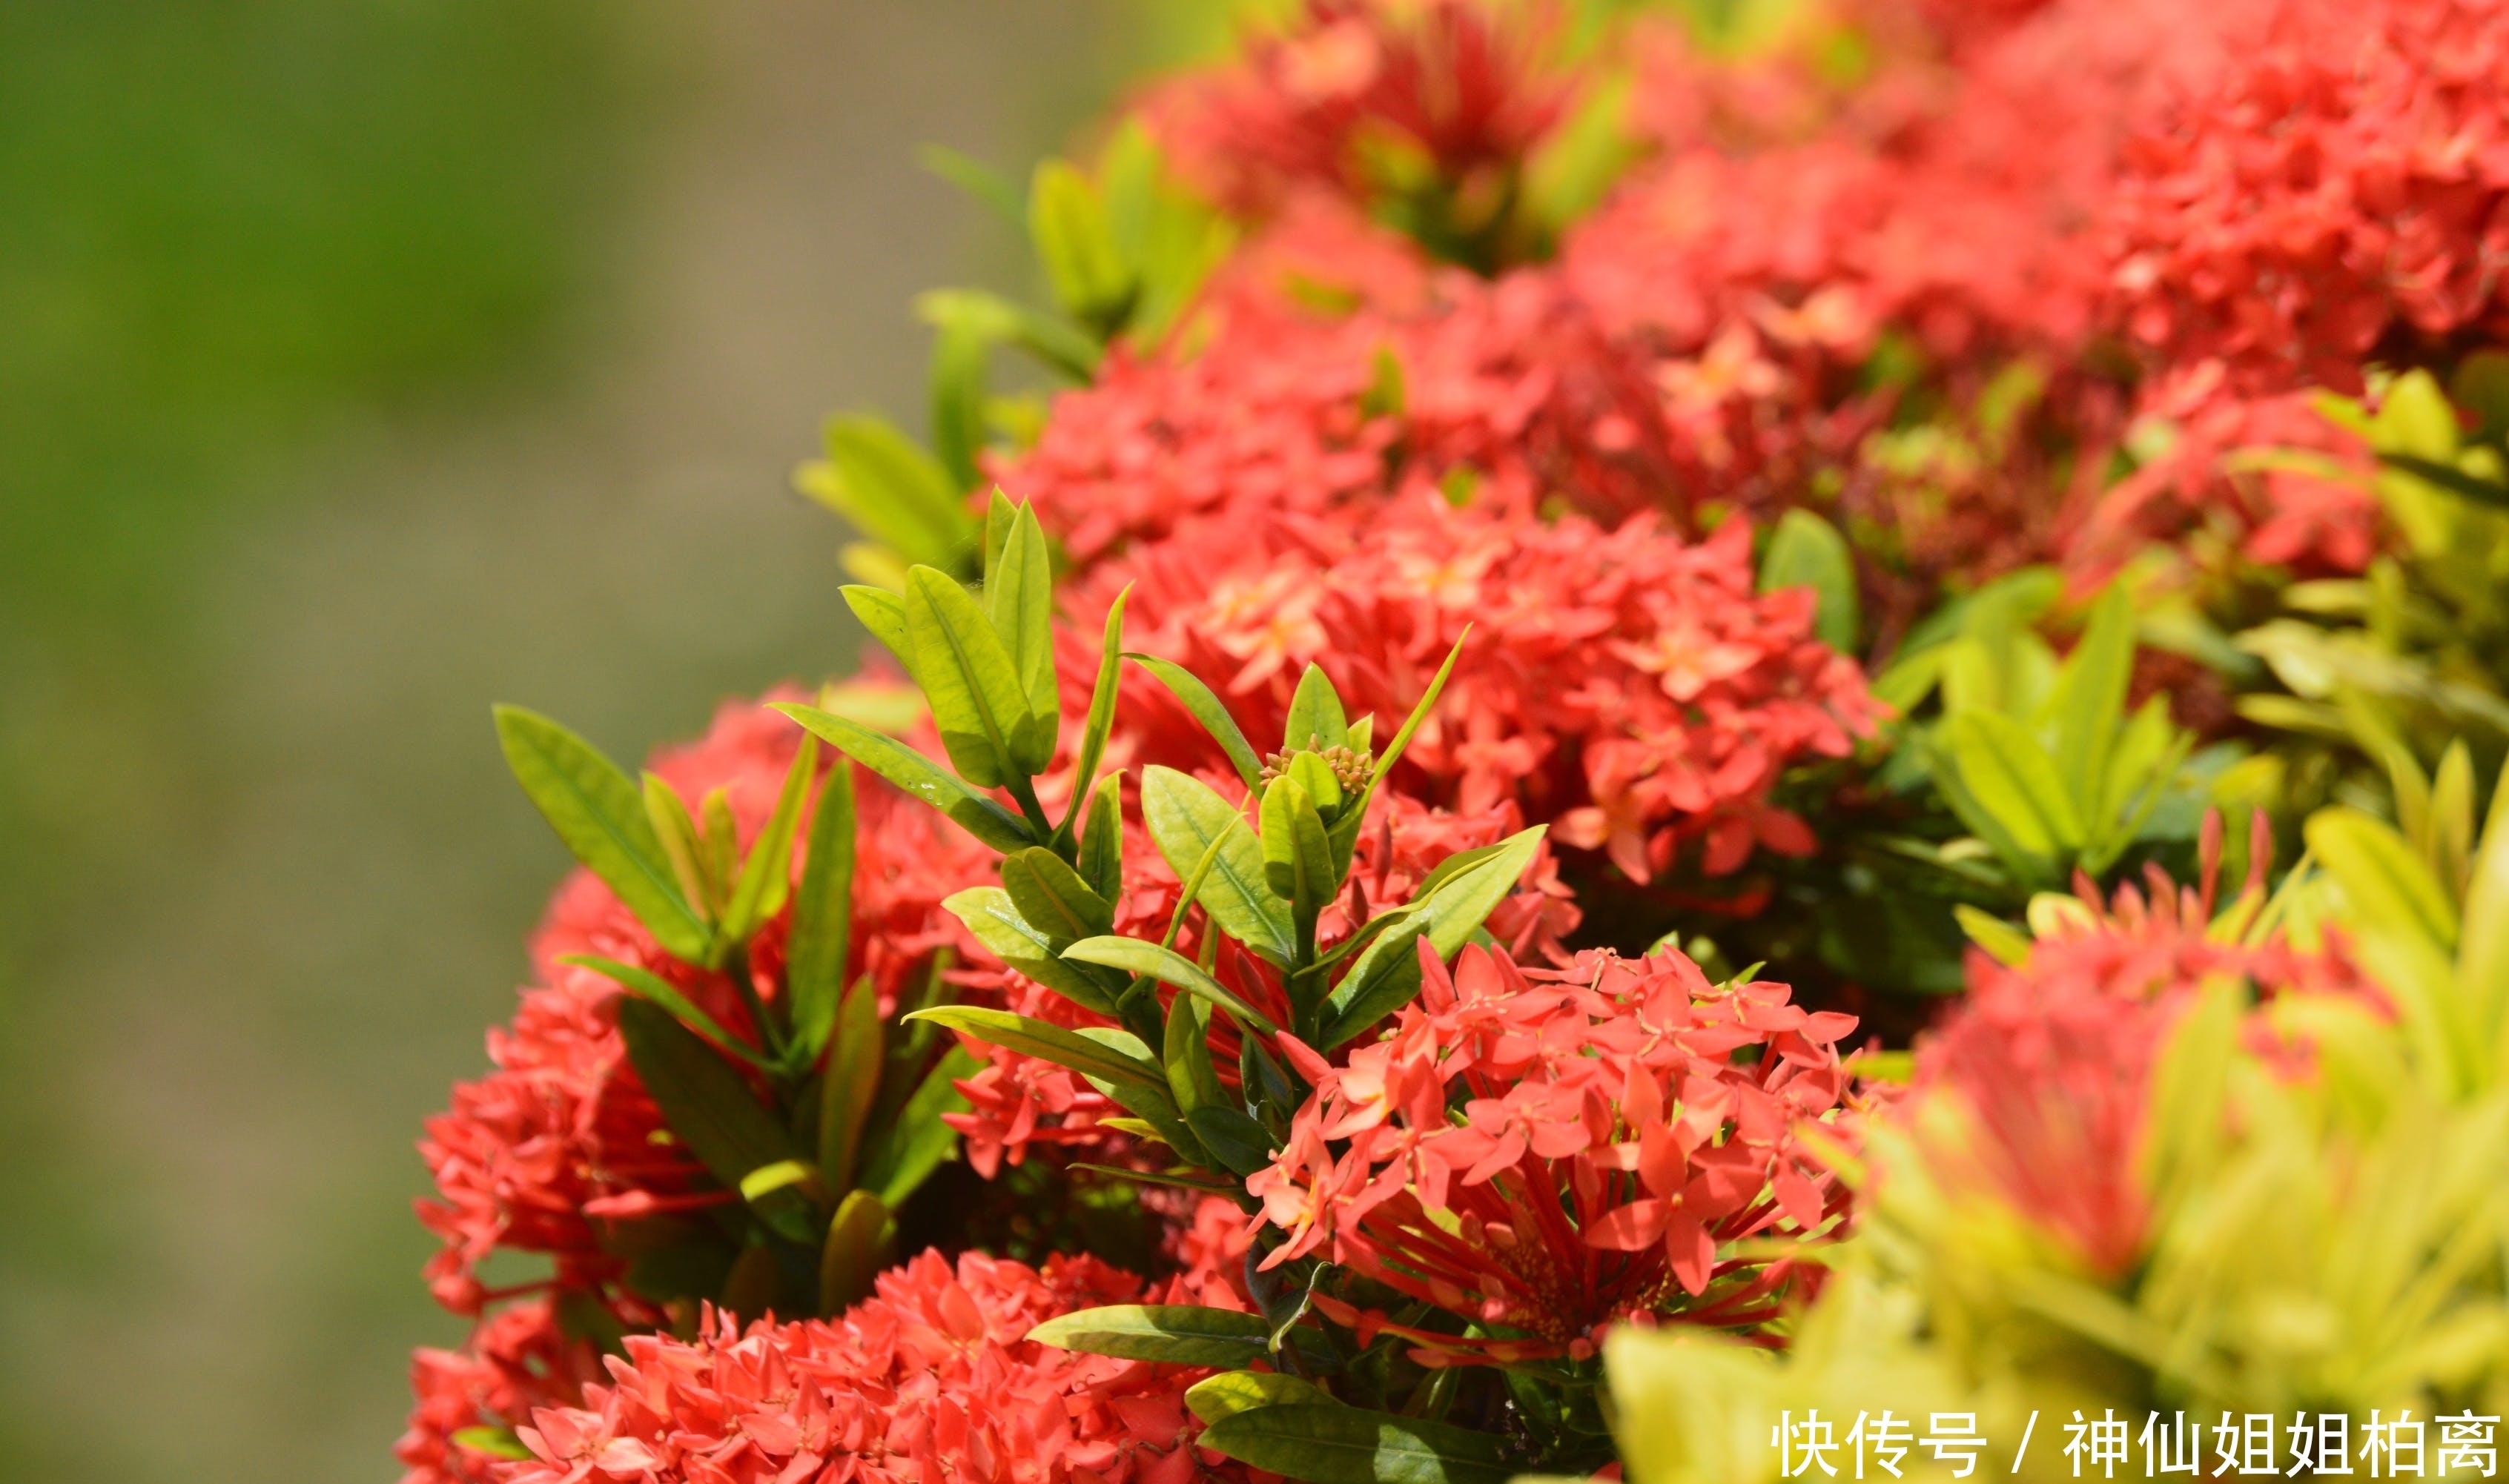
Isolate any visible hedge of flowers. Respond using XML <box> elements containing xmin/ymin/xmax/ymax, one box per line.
<box><xmin>400</xmin><ymin>2</ymin><xmax>2509</xmax><ymax>1482</ymax></box>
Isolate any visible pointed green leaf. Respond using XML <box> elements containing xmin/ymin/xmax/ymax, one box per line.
<box><xmin>914</xmin><ymin>286</ymin><xmax>1102</xmax><ymax>382</ymax></box>
<box><xmin>1284</xmin><ymin>749</ymin><xmax>1345</xmax><ymax>817</ymax></box>
<box><xmin>1077</xmin><ymin>769</ymin><xmax>1126</xmax><ymax>904</ymax></box>
<box><xmin>1323</xmin><ymin>827</ymin><xmax>1544</xmax><ymax>1047</ymax></box>
<box><xmin>698</xmin><ymin>790</ymin><xmax>738</xmax><ymax>910</ymax></box>
<box><xmin>981</xmin><ymin>488</ymin><xmax>1017</xmax><ymax>582</ymax></box>
<box><xmin>1163</xmin><ymin>989</ymin><xmax>1224</xmax><ymax>1113</ymax></box>
<box><xmin>986</xmin><ymin>501</ymin><xmax>1060</xmax><ymax>746</ymax></box>
<box><xmin>449</xmin><ymin>1428</ymin><xmax>536</xmax><ymax>1463</ymax></box>
<box><xmin>1197</xmin><ymin>1405</ymin><xmax>1513</xmax><ymax>1484</ymax></box>
<box><xmin>798</xmin><ymin>415</ymin><xmax>974</xmax><ymax>570</ymax></box>
<box><xmin>1284</xmin><ymin>663</ymin><xmax>1350</xmax><ymax>752</ymax></box>
<box><xmin>1001</xmin><ymin>847</ymin><xmax>1117</xmax><ymax>946</ymax></box>
<box><xmin>1758</xmin><ymin>508</ymin><xmax>1860</xmax><ymax>652</ymax></box>
<box><xmin>1945</xmin><ymin>709</ymin><xmax>2083</xmax><ymax>859</ymax></box>
<box><xmin>928</xmin><ymin>311</ymin><xmax>991</xmax><ymax>492</ymax></box>
<box><xmin>842</xmin><ymin>585</ymin><xmax>913</xmax><ymax>667</ymax></box>
<box><xmin>774</xmin><ymin>703</ymin><xmax>1033</xmax><ymax>853</ymax></box>
<box><xmin>643</xmin><ymin>773</ymin><xmax>712</xmax><ymax>917</ymax></box>
<box><xmin>558</xmin><ymin>955</ymin><xmax>752</xmax><ymax>1067</ymax></box>
<box><xmin>1260</xmin><ymin>775</ymin><xmax>1336</xmax><ymax>918</ymax></box>
<box><xmin>905</xmin><ymin>1005</ymin><xmax>1167</xmax><ymax>1091</ymax></box>
<box><xmin>2044</xmin><ymin>584</ymin><xmax>2135</xmax><ymax>824</ymax></box>
<box><xmin>2307</xmin><ymin>807</ymin><xmax>2460</xmax><ymax>953</ymax></box>
<box><xmin>1329</xmin><ymin>630</ymin><xmax>1468</xmax><ymax>878</ymax></box>
<box><xmin>818</xmin><ymin>1188</ymin><xmax>889</xmax><ymax>1316</ymax></box>
<box><xmin>1067</xmin><ymin>588</ymin><xmax>1131</xmax><ymax>828</ymax></box>
<box><xmin>1126</xmin><ymin>655</ymin><xmax>1265</xmax><ymax>789</ymax></box>
<box><xmin>818</xmin><ymin>975</ymin><xmax>882</xmax><ymax>1193</ymax></box>
<box><xmin>905</xmin><ymin>566</ymin><xmax>1039</xmax><ymax>786</ymax></box>
<box><xmin>1186</xmin><ymin>1104</ymin><xmax>1275</xmax><ymax>1175</ymax></box>
<box><xmin>721</xmin><ymin>735</ymin><xmax>817</xmax><ymax>944</ymax></box>
<box><xmin>944</xmin><ymin>886</ymin><xmax>1121</xmax><ymax>1016</ymax></box>
<box><xmin>1028</xmin><ymin>1305</ymin><xmax>1280</xmax><ymax>1367</ymax></box>
<box><xmin>1141</xmin><ymin>766</ymin><xmax>1296</xmax><ymax>968</ymax></box>
<box><xmin>495</xmin><ymin>706</ymin><xmax>711</xmax><ymax>963</ymax></box>
<box><xmin>859</xmin><ymin>1046</ymin><xmax>977</xmax><ymax>1208</ymax></box>
<box><xmin>1063</xmin><ymin>935</ymin><xmax>1281</xmax><ymax>1037</ymax></box>
<box><xmin>1186</xmin><ymin>1372</ymin><xmax>1338</xmax><ymax>1424</ymax></box>
<box><xmin>1030</xmin><ymin>158</ymin><xmax>1131</xmax><ymax>328</ymax></box>
<box><xmin>615</xmin><ymin>998</ymin><xmax>813</xmax><ymax>1240</ymax></box>
<box><xmin>787</xmin><ymin>765</ymin><xmax>856</xmax><ymax>1061</ymax></box>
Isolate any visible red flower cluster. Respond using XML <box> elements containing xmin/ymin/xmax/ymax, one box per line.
<box><xmin>1250</xmin><ymin>941</ymin><xmax>1865</xmax><ymax>1362</ymax></box>
<box><xmin>1082</xmin><ymin>496</ymin><xmax>1878</xmax><ymax>884</ymax></box>
<box><xmin>495</xmin><ymin>1250</ymin><xmax>1246</xmax><ymax>1484</ymax></box>
<box><xmin>400</xmin><ymin>1301</ymin><xmax>608</xmax><ymax>1484</ymax></box>
<box><xmin>2106</xmin><ymin>0</ymin><xmax>2509</xmax><ymax>394</ymax></box>
<box><xmin>1911</xmin><ymin>822</ymin><xmax>2375</xmax><ymax>1273</ymax></box>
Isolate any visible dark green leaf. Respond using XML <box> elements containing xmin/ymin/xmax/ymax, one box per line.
<box><xmin>859</xmin><ymin>1046</ymin><xmax>978</xmax><ymax>1207</ymax></box>
<box><xmin>1758</xmin><ymin>508</ymin><xmax>1860</xmax><ymax>652</ymax></box>
<box><xmin>905</xmin><ymin>566</ymin><xmax>1040</xmax><ymax>786</ymax></box>
<box><xmin>558</xmin><ymin>955</ymin><xmax>751</xmax><ymax>1066</ymax></box>
<box><xmin>905</xmin><ymin>1005</ymin><xmax>1168</xmax><ymax>1091</ymax></box>
<box><xmin>818</xmin><ymin>1188</ymin><xmax>889</xmax><ymax>1316</ymax></box>
<box><xmin>1002</xmin><ymin>847</ymin><xmax>1116</xmax><ymax>947</ymax></box>
<box><xmin>1063</xmin><ymin>935</ymin><xmax>1280</xmax><ymax>1036</ymax></box>
<box><xmin>720</xmin><ymin>735</ymin><xmax>816</xmax><ymax>945</ymax></box>
<box><xmin>818</xmin><ymin>975</ymin><xmax>881</xmax><ymax>1193</ymax></box>
<box><xmin>775</xmin><ymin>703</ymin><xmax>1033</xmax><ymax>853</ymax></box>
<box><xmin>1141</xmin><ymin>766</ymin><xmax>1297</xmax><ymax>968</ymax></box>
<box><xmin>787</xmin><ymin>765</ymin><xmax>856</xmax><ymax>1061</ymax></box>
<box><xmin>1078</xmin><ymin>769</ymin><xmax>1126</xmax><ymax>904</ymax></box>
<box><xmin>1126</xmin><ymin>654</ymin><xmax>1266</xmax><ymax>790</ymax></box>
<box><xmin>615</xmin><ymin>999</ymin><xmax>813</xmax><ymax>1241</ymax></box>
<box><xmin>1186</xmin><ymin>1104</ymin><xmax>1276</xmax><ymax>1175</ymax></box>
<box><xmin>495</xmin><ymin>706</ymin><xmax>711</xmax><ymax>963</ymax></box>
<box><xmin>1284</xmin><ymin>663</ymin><xmax>1350</xmax><ymax>752</ymax></box>
<box><xmin>1197</xmin><ymin>1405</ymin><xmax>1513</xmax><ymax>1484</ymax></box>
<box><xmin>1027</xmin><ymin>1305</ymin><xmax>1279</xmax><ymax>1367</ymax></box>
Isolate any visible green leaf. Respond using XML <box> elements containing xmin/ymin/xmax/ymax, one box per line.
<box><xmin>1184</xmin><ymin>1371</ymin><xmax>1338</xmax><ymax>1424</ymax></box>
<box><xmin>1077</xmin><ymin>769</ymin><xmax>1126</xmax><ymax>904</ymax></box>
<box><xmin>558</xmin><ymin>954</ymin><xmax>751</xmax><ymax>1066</ymax></box>
<box><xmin>1954</xmin><ymin>905</ymin><xmax>2032</xmax><ymax>967</ymax></box>
<box><xmin>449</xmin><ymin>1428</ymin><xmax>535</xmax><ymax>1463</ymax></box>
<box><xmin>787</xmin><ymin>765</ymin><xmax>856</xmax><ymax>1061</ymax></box>
<box><xmin>1186</xmin><ymin>1104</ymin><xmax>1275</xmax><ymax>1175</ymax></box>
<box><xmin>720</xmin><ymin>735</ymin><xmax>817</xmax><ymax>945</ymax></box>
<box><xmin>861</xmin><ymin>1046</ymin><xmax>978</xmax><ymax>1208</ymax></box>
<box><xmin>1027</xmin><ymin>1305</ymin><xmax>1281</xmax><ymax>1367</ymax></box>
<box><xmin>985</xmin><ymin>500</ymin><xmax>1060</xmax><ymax>749</ymax></box>
<box><xmin>738</xmin><ymin>1158</ymin><xmax>819</xmax><ymax>1203</ymax></box>
<box><xmin>1001</xmin><ymin>847</ymin><xmax>1117</xmax><ymax>947</ymax></box>
<box><xmin>905</xmin><ymin>1005</ymin><xmax>1168</xmax><ymax>1092</ymax></box>
<box><xmin>818</xmin><ymin>1188</ymin><xmax>889</xmax><ymax>1316</ymax></box>
<box><xmin>495</xmin><ymin>706</ymin><xmax>711</xmax><ymax>963</ymax></box>
<box><xmin>1063</xmin><ymin>935</ymin><xmax>1281</xmax><ymax>1037</ymax></box>
<box><xmin>1067</xmin><ymin>588</ymin><xmax>1131</xmax><ymax>829</ymax></box>
<box><xmin>1329</xmin><ymin>631</ymin><xmax>1468</xmax><ymax>878</ymax></box>
<box><xmin>982</xmin><ymin>488</ymin><xmax>1017</xmax><ymax>583</ymax></box>
<box><xmin>905</xmin><ymin>566</ymin><xmax>1041</xmax><ymax>786</ymax></box>
<box><xmin>914</xmin><ymin>286</ymin><xmax>1102</xmax><ymax>382</ymax></box>
<box><xmin>917</xmin><ymin>144</ymin><xmax>1025</xmax><ymax>231</ymax></box>
<box><xmin>2043</xmin><ymin>583</ymin><xmax>2134</xmax><ymax>825</ymax></box>
<box><xmin>799</xmin><ymin>414</ymin><xmax>975</xmax><ymax>569</ymax></box>
<box><xmin>775</xmin><ymin>703</ymin><xmax>1033</xmax><ymax>853</ymax></box>
<box><xmin>1758</xmin><ymin>508</ymin><xmax>1860</xmax><ymax>652</ymax></box>
<box><xmin>643</xmin><ymin>772</ymin><xmax>713</xmax><ymax>916</ymax></box>
<box><xmin>2307</xmin><ymin>807</ymin><xmax>2460</xmax><ymax>953</ymax></box>
<box><xmin>1260</xmin><ymin>775</ymin><xmax>1335</xmax><ymax>936</ymax></box>
<box><xmin>1284</xmin><ymin>663</ymin><xmax>1350</xmax><ymax>752</ymax></box>
<box><xmin>944</xmin><ymin>886</ymin><xmax>1121</xmax><ymax>1016</ymax></box>
<box><xmin>1197</xmin><ymin>1405</ymin><xmax>1514</xmax><ymax>1484</ymax></box>
<box><xmin>1030</xmin><ymin>159</ymin><xmax>1131</xmax><ymax>328</ymax></box>
<box><xmin>2460</xmin><ymin>759</ymin><xmax>2509</xmax><ymax>1050</ymax></box>
<box><xmin>1322</xmin><ymin>827</ymin><xmax>1545</xmax><ymax>1047</ymax></box>
<box><xmin>615</xmin><ymin>998</ymin><xmax>813</xmax><ymax>1240</ymax></box>
<box><xmin>1127</xmin><ymin>655</ymin><xmax>1266</xmax><ymax>789</ymax></box>
<box><xmin>1163</xmin><ymin>988</ymin><xmax>1225</xmax><ymax>1113</ymax></box>
<box><xmin>818</xmin><ymin>975</ymin><xmax>881</xmax><ymax>1193</ymax></box>
<box><xmin>1944</xmin><ymin>709</ymin><xmax>2082</xmax><ymax>861</ymax></box>
<box><xmin>840</xmin><ymin>585</ymin><xmax>914</xmax><ymax>669</ymax></box>
<box><xmin>928</xmin><ymin>309</ymin><xmax>991</xmax><ymax>491</ymax></box>
<box><xmin>1141</xmin><ymin>766</ymin><xmax>1297</xmax><ymax>968</ymax></box>
<box><xmin>1285</xmin><ymin>748</ymin><xmax>1346</xmax><ymax>816</ymax></box>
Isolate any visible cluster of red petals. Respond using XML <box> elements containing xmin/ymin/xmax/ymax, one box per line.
<box><xmin>1138</xmin><ymin>0</ymin><xmax>1570</xmax><ymax>221</ymax></box>
<box><xmin>401</xmin><ymin>1301</ymin><xmax>609</xmax><ymax>1484</ymax></box>
<box><xmin>1080</xmin><ymin>497</ymin><xmax>1877</xmax><ymax>884</ymax></box>
<box><xmin>495</xmin><ymin>1250</ymin><xmax>1249</xmax><ymax>1484</ymax></box>
<box><xmin>1912</xmin><ymin>822</ymin><xmax>2377</xmax><ymax>1275</ymax></box>
<box><xmin>1249</xmin><ymin>941</ymin><xmax>1865</xmax><ymax>1361</ymax></box>
<box><xmin>948</xmin><ymin>784</ymin><xmax>1578</xmax><ymax>1176</ymax></box>
<box><xmin>2105</xmin><ymin>0</ymin><xmax>2509</xmax><ymax>395</ymax></box>
<box><xmin>416</xmin><ymin>693</ymin><xmax>994</xmax><ymax>1312</ymax></box>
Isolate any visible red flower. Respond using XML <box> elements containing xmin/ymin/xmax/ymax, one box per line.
<box><xmin>495</xmin><ymin>1250</ymin><xmax>1252</xmax><ymax>1484</ymax></box>
<box><xmin>398</xmin><ymin>1301</ymin><xmax>606</xmax><ymax>1484</ymax></box>
<box><xmin>1249</xmin><ymin>941</ymin><xmax>1868</xmax><ymax>1362</ymax></box>
<box><xmin>415</xmin><ymin>692</ymin><xmax>995</xmax><ymax>1315</ymax></box>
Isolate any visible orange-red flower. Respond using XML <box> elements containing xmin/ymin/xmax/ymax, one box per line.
<box><xmin>399</xmin><ymin>1301</ymin><xmax>606</xmax><ymax>1484</ymax></box>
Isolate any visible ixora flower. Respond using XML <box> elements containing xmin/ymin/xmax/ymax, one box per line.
<box><xmin>1248</xmin><ymin>940</ymin><xmax>1867</xmax><ymax>1362</ymax></box>
<box><xmin>1908</xmin><ymin>818</ymin><xmax>2375</xmax><ymax>1274</ymax></box>
<box><xmin>495</xmin><ymin>1250</ymin><xmax>1246</xmax><ymax>1484</ymax></box>
<box><xmin>414</xmin><ymin>692</ymin><xmax>994</xmax><ymax>1315</ymax></box>
<box><xmin>400</xmin><ymin>1301</ymin><xmax>608</xmax><ymax>1484</ymax></box>
<box><xmin>1080</xmin><ymin>496</ymin><xmax>1877</xmax><ymax>885</ymax></box>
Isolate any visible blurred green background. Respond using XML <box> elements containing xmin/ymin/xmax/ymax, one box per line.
<box><xmin>0</xmin><ymin>3</ymin><xmax>1213</xmax><ymax>1478</ymax></box>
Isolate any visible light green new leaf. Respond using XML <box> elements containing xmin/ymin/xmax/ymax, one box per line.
<box><xmin>495</xmin><ymin>706</ymin><xmax>711</xmax><ymax>963</ymax></box>
<box><xmin>1945</xmin><ymin>709</ymin><xmax>2082</xmax><ymax>861</ymax></box>
<box><xmin>1328</xmin><ymin>630</ymin><xmax>1469</xmax><ymax>878</ymax></box>
<box><xmin>1197</xmin><ymin>1405</ymin><xmax>1514</xmax><ymax>1484</ymax></box>
<box><xmin>1126</xmin><ymin>655</ymin><xmax>1266</xmax><ymax>789</ymax></box>
<box><xmin>905</xmin><ymin>1005</ymin><xmax>1167</xmax><ymax>1093</ymax></box>
<box><xmin>1260</xmin><ymin>775</ymin><xmax>1336</xmax><ymax>923</ymax></box>
<box><xmin>1184</xmin><ymin>1371</ymin><xmax>1338</xmax><ymax>1424</ymax></box>
<box><xmin>840</xmin><ymin>585</ymin><xmax>913</xmax><ymax>669</ymax></box>
<box><xmin>1322</xmin><ymin>826</ymin><xmax>1545</xmax><ymax>1047</ymax></box>
<box><xmin>2307</xmin><ymin>807</ymin><xmax>2460</xmax><ymax>953</ymax></box>
<box><xmin>774</xmin><ymin>703</ymin><xmax>1033</xmax><ymax>853</ymax></box>
<box><xmin>1758</xmin><ymin>508</ymin><xmax>1860</xmax><ymax>653</ymax></box>
<box><xmin>1063</xmin><ymin>935</ymin><xmax>1281</xmax><ymax>1037</ymax></box>
<box><xmin>1030</xmin><ymin>159</ymin><xmax>1131</xmax><ymax>326</ymax></box>
<box><xmin>905</xmin><ymin>566</ymin><xmax>1042</xmax><ymax>786</ymax></box>
<box><xmin>643</xmin><ymin>773</ymin><xmax>713</xmax><ymax>915</ymax></box>
<box><xmin>1067</xmin><ymin>588</ymin><xmax>1131</xmax><ymax>829</ymax></box>
<box><xmin>1141</xmin><ymin>766</ymin><xmax>1297</xmax><ymax>968</ymax></box>
<box><xmin>943</xmin><ymin>886</ymin><xmax>1120</xmax><ymax>1016</ymax></box>
<box><xmin>720</xmin><ymin>735</ymin><xmax>817</xmax><ymax>945</ymax></box>
<box><xmin>787</xmin><ymin>765</ymin><xmax>856</xmax><ymax>1061</ymax></box>
<box><xmin>1284</xmin><ymin>663</ymin><xmax>1350</xmax><ymax>752</ymax></box>
<box><xmin>799</xmin><ymin>415</ymin><xmax>973</xmax><ymax>569</ymax></box>
<box><xmin>1077</xmin><ymin>769</ymin><xmax>1126</xmax><ymax>904</ymax></box>
<box><xmin>1001</xmin><ymin>847</ymin><xmax>1116</xmax><ymax>947</ymax></box>
<box><xmin>2043</xmin><ymin>583</ymin><xmax>2134</xmax><ymax>824</ymax></box>
<box><xmin>985</xmin><ymin>500</ymin><xmax>1059</xmax><ymax>746</ymax></box>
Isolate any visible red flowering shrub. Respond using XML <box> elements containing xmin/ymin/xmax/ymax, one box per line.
<box><xmin>400</xmin><ymin>1301</ymin><xmax>608</xmax><ymax>1484</ymax></box>
<box><xmin>1078</xmin><ymin>497</ymin><xmax>1878</xmax><ymax>884</ymax></box>
<box><xmin>496</xmin><ymin>1250</ymin><xmax>1247</xmax><ymax>1484</ymax></box>
<box><xmin>1250</xmin><ymin>941</ymin><xmax>1866</xmax><ymax>1362</ymax></box>
<box><xmin>2106</xmin><ymin>0</ymin><xmax>2509</xmax><ymax>394</ymax></box>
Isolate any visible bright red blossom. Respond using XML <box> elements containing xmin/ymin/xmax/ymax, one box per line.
<box><xmin>400</xmin><ymin>1301</ymin><xmax>607</xmax><ymax>1484</ymax></box>
<box><xmin>1249</xmin><ymin>941</ymin><xmax>1866</xmax><ymax>1362</ymax></box>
